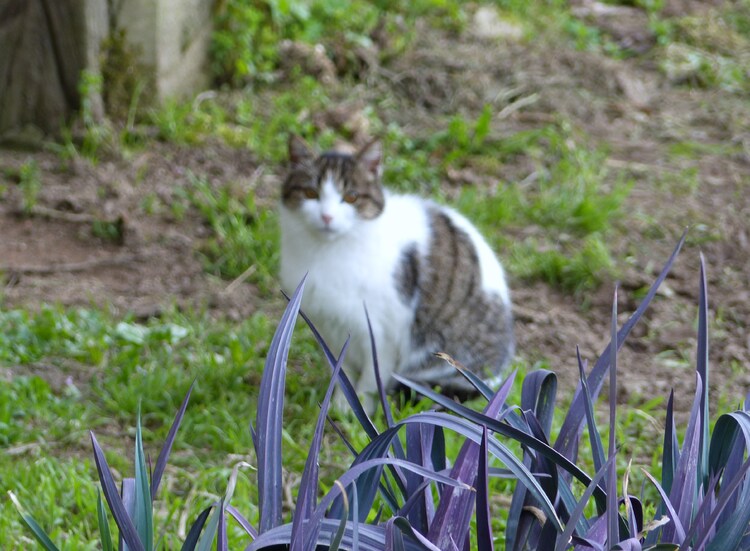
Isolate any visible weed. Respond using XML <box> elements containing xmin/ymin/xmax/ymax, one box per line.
<box><xmin>18</xmin><ymin>160</ymin><xmax>41</xmax><ymax>215</ymax></box>
<box><xmin>456</xmin><ymin>122</ymin><xmax>629</xmax><ymax>292</ymax></box>
<box><xmin>187</xmin><ymin>174</ymin><xmax>279</xmax><ymax>294</ymax></box>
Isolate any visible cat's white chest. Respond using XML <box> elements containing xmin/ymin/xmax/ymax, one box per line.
<box><xmin>279</xmin><ymin>194</ymin><xmax>429</xmax><ymax>357</ymax></box>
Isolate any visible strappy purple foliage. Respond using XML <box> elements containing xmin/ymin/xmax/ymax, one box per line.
<box><xmin>15</xmin><ymin>233</ymin><xmax>750</xmax><ymax>550</ymax></box>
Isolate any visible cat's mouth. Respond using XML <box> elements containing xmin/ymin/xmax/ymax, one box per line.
<box><xmin>316</xmin><ymin>224</ymin><xmax>340</xmax><ymax>238</ymax></box>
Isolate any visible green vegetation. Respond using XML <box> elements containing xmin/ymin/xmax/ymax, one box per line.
<box><xmin>4</xmin><ymin>0</ymin><xmax>750</xmax><ymax>546</ymax></box>
<box><xmin>18</xmin><ymin>160</ymin><xmax>41</xmax><ymax>214</ymax></box>
<box><xmin>12</xmin><ymin>250</ymin><xmax>750</xmax><ymax>550</ymax></box>
<box><xmin>187</xmin><ymin>174</ymin><xmax>279</xmax><ymax>294</ymax></box>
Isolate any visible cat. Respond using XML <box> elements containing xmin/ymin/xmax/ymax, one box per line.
<box><xmin>279</xmin><ymin>135</ymin><xmax>514</xmax><ymax>413</ymax></box>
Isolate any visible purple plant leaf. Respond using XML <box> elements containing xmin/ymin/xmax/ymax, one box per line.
<box><xmin>607</xmin><ymin>288</ymin><xmax>619</xmax><ymax>549</ymax></box>
<box><xmin>398</xmin><ymin>478</ymin><xmax>434</xmax><ymax>520</ymax></box>
<box><xmin>385</xmin><ymin>517</ymin><xmax>406</xmax><ymax>551</ymax></box>
<box><xmin>642</xmin><ymin>470</ymin><xmax>686</xmax><ymax>542</ymax></box>
<box><xmin>625</xmin><ymin>495</ymin><xmax>643</xmax><ymax>540</ymax></box>
<box><xmin>585</xmin><ymin>513</ymin><xmax>608</xmax><ymax>546</ymax></box>
<box><xmin>151</xmin><ymin>381</ymin><xmax>194</xmax><ymax>500</ymax></box>
<box><xmin>246</xmin><ymin>518</ymin><xmax>438</xmax><ymax>551</ymax></box>
<box><xmin>521</xmin><ymin>369</ymin><xmax>558</xmax><ymax>436</ymax></box>
<box><xmin>476</xmin><ymin>425</ymin><xmax>494</xmax><ymax>551</ymax></box>
<box><xmin>217</xmin><ymin>499</ymin><xmax>227</xmax><ymax>551</ymax></box>
<box><xmin>255</xmin><ymin>276</ymin><xmax>306</xmax><ymax>533</ymax></box>
<box><xmin>329</xmin><ymin>423</ymin><xmax>400</xmax><ymax>522</ymax></box>
<box><xmin>405</xmin><ymin>424</ymin><xmax>431</xmax><ymax>534</ymax></box>
<box><xmin>295</xmin><ymin>300</ymin><xmax>378</xmax><ymax>440</ymax></box>
<box><xmin>665</xmin><ymin>373</ymin><xmax>703</xmax><ymax>542</ymax></box>
<box><xmin>428</xmin><ymin>373</ymin><xmax>516</xmax><ymax>548</ymax></box>
<box><xmin>329</xmin><ymin>409</ymin><xmax>562</xmax><ymax>539</ymax></box>
<box><xmin>709</xmin><ymin>410</ymin><xmax>750</xmax><ymax>529</ymax></box>
<box><xmin>393</xmin><ymin>518</ymin><xmax>442</xmax><ymax>551</ymax></box>
<box><xmin>90</xmin><ymin>432</ymin><xmax>145</xmax><ymax>551</ymax></box>
<box><xmin>121</xmin><ymin>477</ymin><xmax>136</xmax><ymax>551</ymax></box>
<box><xmin>364</xmin><ymin>306</ymin><xmax>395</xmax><ymax>431</ymax></box>
<box><xmin>555</xmin><ymin>454</ymin><xmax>617</xmax><ymax>551</ymax></box>
<box><xmin>663</xmin><ymin>390</ymin><xmax>680</xmax><ymax>496</ymax></box>
<box><xmin>427</xmin><ymin>372</ymin><xmax>515</xmax><ymax>549</ymax></box>
<box><xmin>570</xmin><ymin>534</ymin><xmax>605</xmax><ymax>550</ymax></box>
<box><xmin>309</xmin><ymin>456</ymin><xmax>473</xmax><ymax>536</ymax></box>
<box><xmin>523</xmin><ymin>411</ymin><xmax>558</xmax><ymax>502</ymax></box>
<box><xmin>225</xmin><ymin>505</ymin><xmax>258</xmax><ymax>538</ymax></box>
<box><xmin>696</xmin><ymin>254</ymin><xmax>710</xmax><ymax>491</ymax></box>
<box><xmin>292</xmin><ymin>338</ymin><xmax>348</xmax><ymax>550</ymax></box>
<box><xmin>394</xmin><ymin>374</ymin><xmax>606</xmax><ymax>503</ymax></box>
<box><xmin>690</xmin><ymin>455</ymin><xmax>750</xmax><ymax>551</ymax></box>
<box><xmin>352</xmin><ymin>483</ymin><xmax>359</xmax><ymax>550</ymax></box>
<box><xmin>555</xmin><ymin>230</ymin><xmax>687</xmax><ymax>462</ymax></box>
<box><xmin>434</xmin><ymin>352</ymin><xmax>495</xmax><ymax>401</ymax></box>
<box><xmin>612</xmin><ymin>538</ymin><xmax>642</xmax><ymax>550</ymax></box>
<box><xmin>645</xmin><ymin>390</ymin><xmax>681</xmax><ymax>545</ymax></box>
<box><xmin>578</xmin><ymin>349</ymin><xmax>606</xmax><ymax>480</ymax></box>
<box><xmin>508</xmin><ymin>369</ymin><xmax>558</xmax><ymax>551</ymax></box>
<box><xmin>180</xmin><ymin>505</ymin><xmax>213</xmax><ymax>551</ymax></box>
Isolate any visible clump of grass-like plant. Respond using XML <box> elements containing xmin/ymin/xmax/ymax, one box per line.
<box><xmin>13</xmin><ymin>231</ymin><xmax>750</xmax><ymax>549</ymax></box>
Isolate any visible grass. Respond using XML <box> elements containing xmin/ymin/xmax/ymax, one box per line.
<box><xmin>186</xmin><ymin>173</ymin><xmax>280</xmax><ymax>295</ymax></box>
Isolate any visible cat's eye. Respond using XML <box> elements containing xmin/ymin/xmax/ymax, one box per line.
<box><xmin>303</xmin><ymin>188</ymin><xmax>319</xmax><ymax>200</ymax></box>
<box><xmin>342</xmin><ymin>192</ymin><xmax>359</xmax><ymax>204</ymax></box>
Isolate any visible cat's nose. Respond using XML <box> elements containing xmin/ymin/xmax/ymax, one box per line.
<box><xmin>321</xmin><ymin>213</ymin><xmax>333</xmax><ymax>226</ymax></box>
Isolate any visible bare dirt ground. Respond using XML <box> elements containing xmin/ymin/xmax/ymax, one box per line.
<box><xmin>1</xmin><ymin>2</ymin><xmax>749</xmax><ymax>421</ymax></box>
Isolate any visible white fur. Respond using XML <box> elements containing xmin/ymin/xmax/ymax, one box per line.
<box><xmin>280</xmin><ymin>187</ymin><xmax>510</xmax><ymax>411</ymax></box>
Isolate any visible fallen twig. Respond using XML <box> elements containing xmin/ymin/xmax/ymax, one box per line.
<box><xmin>1</xmin><ymin>253</ymin><xmax>140</xmax><ymax>275</ymax></box>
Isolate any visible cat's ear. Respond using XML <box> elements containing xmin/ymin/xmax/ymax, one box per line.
<box><xmin>356</xmin><ymin>139</ymin><xmax>382</xmax><ymax>178</ymax></box>
<box><xmin>288</xmin><ymin>135</ymin><xmax>314</xmax><ymax>166</ymax></box>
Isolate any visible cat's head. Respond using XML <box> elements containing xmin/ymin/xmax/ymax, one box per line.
<box><xmin>281</xmin><ymin>135</ymin><xmax>385</xmax><ymax>237</ymax></box>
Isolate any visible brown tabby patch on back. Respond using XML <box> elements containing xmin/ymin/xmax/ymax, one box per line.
<box><xmin>282</xmin><ymin>140</ymin><xmax>385</xmax><ymax>219</ymax></box>
<box><xmin>394</xmin><ymin>208</ymin><xmax>514</xmax><ymax>391</ymax></box>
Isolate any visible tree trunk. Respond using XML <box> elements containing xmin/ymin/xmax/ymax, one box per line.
<box><xmin>0</xmin><ymin>0</ymin><xmax>106</xmax><ymax>144</ymax></box>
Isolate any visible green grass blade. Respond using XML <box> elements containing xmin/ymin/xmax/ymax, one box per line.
<box><xmin>135</xmin><ymin>408</ymin><xmax>154</xmax><ymax>550</ymax></box>
<box><xmin>97</xmin><ymin>489</ymin><xmax>114</xmax><ymax>551</ymax></box>
<box><xmin>8</xmin><ymin>491</ymin><xmax>61</xmax><ymax>551</ymax></box>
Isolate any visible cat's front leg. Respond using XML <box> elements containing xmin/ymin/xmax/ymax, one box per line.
<box><xmin>354</xmin><ymin>349</ymin><xmax>397</xmax><ymax>416</ymax></box>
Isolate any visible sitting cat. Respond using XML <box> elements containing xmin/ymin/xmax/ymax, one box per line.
<box><xmin>279</xmin><ymin>135</ymin><xmax>514</xmax><ymax>412</ymax></box>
